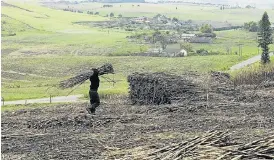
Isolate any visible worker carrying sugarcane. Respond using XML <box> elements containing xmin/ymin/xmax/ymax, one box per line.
<box><xmin>87</xmin><ymin>68</ymin><xmax>100</xmax><ymax>114</ymax></box>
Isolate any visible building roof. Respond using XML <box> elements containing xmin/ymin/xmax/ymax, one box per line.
<box><xmin>181</xmin><ymin>34</ymin><xmax>196</xmax><ymax>38</ymax></box>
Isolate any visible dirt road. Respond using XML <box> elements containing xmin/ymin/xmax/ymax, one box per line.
<box><xmin>2</xmin><ymin>95</ymin><xmax>84</xmax><ymax>105</ymax></box>
<box><xmin>230</xmin><ymin>52</ymin><xmax>274</xmax><ymax>70</ymax></box>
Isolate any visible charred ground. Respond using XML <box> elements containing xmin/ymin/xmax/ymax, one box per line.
<box><xmin>2</xmin><ymin>75</ymin><xmax>274</xmax><ymax>159</ymax></box>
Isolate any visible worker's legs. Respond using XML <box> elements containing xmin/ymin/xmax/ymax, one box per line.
<box><xmin>87</xmin><ymin>90</ymin><xmax>100</xmax><ymax>114</ymax></box>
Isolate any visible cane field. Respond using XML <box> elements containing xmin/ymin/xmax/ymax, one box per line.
<box><xmin>1</xmin><ymin>0</ymin><xmax>274</xmax><ymax>101</ymax></box>
<box><xmin>2</xmin><ymin>1</ymin><xmax>274</xmax><ymax>159</ymax></box>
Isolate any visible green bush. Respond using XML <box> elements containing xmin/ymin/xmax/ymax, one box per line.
<box><xmin>196</xmin><ymin>49</ymin><xmax>208</xmax><ymax>55</ymax></box>
<box><xmin>200</xmin><ymin>24</ymin><xmax>213</xmax><ymax>33</ymax></box>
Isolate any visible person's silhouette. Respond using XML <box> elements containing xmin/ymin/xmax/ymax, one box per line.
<box><xmin>87</xmin><ymin>68</ymin><xmax>100</xmax><ymax>114</ymax></box>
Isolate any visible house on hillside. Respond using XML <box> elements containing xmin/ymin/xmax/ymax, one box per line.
<box><xmin>144</xmin><ymin>0</ymin><xmax>158</xmax><ymax>4</ymax></box>
<box><xmin>163</xmin><ymin>44</ymin><xmax>187</xmax><ymax>57</ymax></box>
<box><xmin>147</xmin><ymin>47</ymin><xmax>163</xmax><ymax>54</ymax></box>
<box><xmin>180</xmin><ymin>34</ymin><xmax>212</xmax><ymax>44</ymax></box>
<box><xmin>181</xmin><ymin>34</ymin><xmax>196</xmax><ymax>39</ymax></box>
<box><xmin>189</xmin><ymin>37</ymin><xmax>212</xmax><ymax>43</ymax></box>
<box><xmin>178</xmin><ymin>49</ymin><xmax>188</xmax><ymax>57</ymax></box>
<box><xmin>131</xmin><ymin>16</ymin><xmax>148</xmax><ymax>24</ymax></box>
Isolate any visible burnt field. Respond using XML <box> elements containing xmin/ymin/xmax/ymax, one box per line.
<box><xmin>2</xmin><ymin>74</ymin><xmax>274</xmax><ymax>160</ymax></box>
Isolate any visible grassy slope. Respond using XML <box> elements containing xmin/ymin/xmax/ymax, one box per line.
<box><xmin>2</xmin><ymin>54</ymin><xmax>242</xmax><ymax>100</ymax></box>
<box><xmin>2</xmin><ymin>1</ymin><xmax>273</xmax><ymax>101</ymax></box>
<box><xmin>192</xmin><ymin>30</ymin><xmax>274</xmax><ymax>58</ymax></box>
<box><xmin>48</xmin><ymin>2</ymin><xmax>274</xmax><ymax>25</ymax></box>
<box><xmin>1</xmin><ymin>1</ymin><xmax>105</xmax><ymax>31</ymax></box>
<box><xmin>1</xmin><ymin>2</ymin><xmax>143</xmax><ymax>56</ymax></box>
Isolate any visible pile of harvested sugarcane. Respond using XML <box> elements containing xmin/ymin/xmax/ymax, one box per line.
<box><xmin>127</xmin><ymin>72</ymin><xmax>205</xmax><ymax>105</ymax></box>
<box><xmin>59</xmin><ymin>63</ymin><xmax>114</xmax><ymax>89</ymax></box>
<box><xmin>142</xmin><ymin>131</ymin><xmax>274</xmax><ymax>160</ymax></box>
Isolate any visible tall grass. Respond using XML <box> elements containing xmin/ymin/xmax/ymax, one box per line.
<box><xmin>232</xmin><ymin>63</ymin><xmax>274</xmax><ymax>85</ymax></box>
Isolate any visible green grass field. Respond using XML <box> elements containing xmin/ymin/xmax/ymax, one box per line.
<box><xmin>169</xmin><ymin>30</ymin><xmax>274</xmax><ymax>58</ymax></box>
<box><xmin>43</xmin><ymin>2</ymin><xmax>274</xmax><ymax>25</ymax></box>
<box><xmin>2</xmin><ymin>54</ymin><xmax>249</xmax><ymax>101</ymax></box>
<box><xmin>1</xmin><ymin>1</ymin><xmax>144</xmax><ymax>56</ymax></box>
<box><xmin>2</xmin><ymin>0</ymin><xmax>274</xmax><ymax>101</ymax></box>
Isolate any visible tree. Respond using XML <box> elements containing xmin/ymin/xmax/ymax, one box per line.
<box><xmin>152</xmin><ymin>30</ymin><xmax>161</xmax><ymax>43</ymax></box>
<box><xmin>153</xmin><ymin>31</ymin><xmax>168</xmax><ymax>50</ymax></box>
<box><xmin>172</xmin><ymin>17</ymin><xmax>179</xmax><ymax>22</ymax></box>
<box><xmin>200</xmin><ymin>24</ymin><xmax>213</xmax><ymax>33</ymax></box>
<box><xmin>118</xmin><ymin>14</ymin><xmax>122</xmax><ymax>18</ymax></box>
<box><xmin>246</xmin><ymin>5</ymin><xmax>255</xmax><ymax>9</ymax></box>
<box><xmin>159</xmin><ymin>35</ymin><xmax>168</xmax><ymax>50</ymax></box>
<box><xmin>180</xmin><ymin>42</ymin><xmax>193</xmax><ymax>53</ymax></box>
<box><xmin>176</xmin><ymin>27</ymin><xmax>183</xmax><ymax>38</ymax></box>
<box><xmin>243</xmin><ymin>21</ymin><xmax>258</xmax><ymax>32</ymax></box>
<box><xmin>110</xmin><ymin>12</ymin><xmax>114</xmax><ymax>17</ymax></box>
<box><xmin>220</xmin><ymin>5</ymin><xmax>224</xmax><ymax>10</ymax></box>
<box><xmin>258</xmin><ymin>12</ymin><xmax>273</xmax><ymax>64</ymax></box>
<box><xmin>87</xmin><ymin>11</ymin><xmax>93</xmax><ymax>15</ymax></box>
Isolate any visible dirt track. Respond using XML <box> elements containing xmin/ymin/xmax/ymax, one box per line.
<box><xmin>230</xmin><ymin>52</ymin><xmax>274</xmax><ymax>70</ymax></box>
<box><xmin>2</xmin><ymin>82</ymin><xmax>274</xmax><ymax>160</ymax></box>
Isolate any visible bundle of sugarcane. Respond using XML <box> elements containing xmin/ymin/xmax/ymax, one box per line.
<box><xmin>127</xmin><ymin>72</ymin><xmax>204</xmax><ymax>105</ymax></box>
<box><xmin>59</xmin><ymin>63</ymin><xmax>114</xmax><ymax>89</ymax></box>
<box><xmin>140</xmin><ymin>131</ymin><xmax>274</xmax><ymax>160</ymax></box>
<box><xmin>221</xmin><ymin>135</ymin><xmax>274</xmax><ymax>160</ymax></box>
<box><xmin>141</xmin><ymin>131</ymin><xmax>232</xmax><ymax>160</ymax></box>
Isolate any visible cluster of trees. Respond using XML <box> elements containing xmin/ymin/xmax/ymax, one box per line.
<box><xmin>87</xmin><ymin>11</ymin><xmax>93</xmax><ymax>15</ymax></box>
<box><xmin>87</xmin><ymin>11</ymin><xmax>99</xmax><ymax>15</ymax></box>
<box><xmin>172</xmin><ymin>17</ymin><xmax>179</xmax><ymax>22</ymax></box>
<box><xmin>200</xmin><ymin>24</ymin><xmax>213</xmax><ymax>33</ymax></box>
<box><xmin>246</xmin><ymin>5</ymin><xmax>256</xmax><ymax>9</ymax></box>
<box><xmin>243</xmin><ymin>21</ymin><xmax>258</xmax><ymax>32</ymax></box>
<box><xmin>151</xmin><ymin>31</ymin><xmax>165</xmax><ymax>49</ymax></box>
<box><xmin>103</xmin><ymin>5</ymin><xmax>113</xmax><ymax>7</ymax></box>
<box><xmin>214</xmin><ymin>26</ymin><xmax>242</xmax><ymax>31</ymax></box>
<box><xmin>105</xmin><ymin>12</ymin><xmax>115</xmax><ymax>17</ymax></box>
<box><xmin>180</xmin><ymin>42</ymin><xmax>193</xmax><ymax>53</ymax></box>
<box><xmin>63</xmin><ymin>8</ymin><xmax>83</xmax><ymax>13</ymax></box>
<box><xmin>220</xmin><ymin>5</ymin><xmax>225</xmax><ymax>10</ymax></box>
<box><xmin>196</xmin><ymin>32</ymin><xmax>216</xmax><ymax>38</ymax></box>
<box><xmin>150</xmin><ymin>30</ymin><xmax>174</xmax><ymax>50</ymax></box>
<box><xmin>196</xmin><ymin>48</ymin><xmax>208</xmax><ymax>55</ymax></box>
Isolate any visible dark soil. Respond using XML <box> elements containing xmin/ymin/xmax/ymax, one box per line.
<box><xmin>1</xmin><ymin>83</ymin><xmax>274</xmax><ymax>159</ymax></box>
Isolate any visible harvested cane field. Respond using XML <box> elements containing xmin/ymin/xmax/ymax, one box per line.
<box><xmin>2</xmin><ymin>73</ymin><xmax>274</xmax><ymax>160</ymax></box>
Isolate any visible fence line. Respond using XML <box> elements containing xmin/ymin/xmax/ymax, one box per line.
<box><xmin>1</xmin><ymin>95</ymin><xmax>53</xmax><ymax>106</ymax></box>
